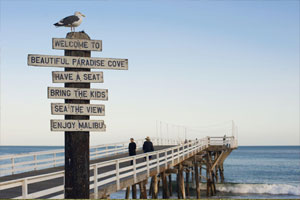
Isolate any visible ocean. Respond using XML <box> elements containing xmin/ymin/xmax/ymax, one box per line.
<box><xmin>1</xmin><ymin>145</ymin><xmax>299</xmax><ymax>199</ymax></box>
<box><xmin>210</xmin><ymin>146</ymin><xmax>300</xmax><ymax>199</ymax></box>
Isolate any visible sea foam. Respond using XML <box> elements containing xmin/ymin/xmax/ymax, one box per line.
<box><xmin>217</xmin><ymin>183</ymin><xmax>300</xmax><ymax>196</ymax></box>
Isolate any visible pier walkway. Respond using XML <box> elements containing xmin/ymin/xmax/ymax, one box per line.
<box><xmin>0</xmin><ymin>136</ymin><xmax>237</xmax><ymax>199</ymax></box>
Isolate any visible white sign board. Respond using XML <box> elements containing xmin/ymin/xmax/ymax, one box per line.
<box><xmin>52</xmin><ymin>38</ymin><xmax>102</xmax><ymax>51</ymax></box>
<box><xmin>51</xmin><ymin>120</ymin><xmax>106</xmax><ymax>132</ymax></box>
<box><xmin>51</xmin><ymin>103</ymin><xmax>105</xmax><ymax>116</ymax></box>
<box><xmin>48</xmin><ymin>87</ymin><xmax>108</xmax><ymax>100</ymax></box>
<box><xmin>52</xmin><ymin>71</ymin><xmax>103</xmax><ymax>83</ymax></box>
<box><xmin>28</xmin><ymin>54</ymin><xmax>128</xmax><ymax>70</ymax></box>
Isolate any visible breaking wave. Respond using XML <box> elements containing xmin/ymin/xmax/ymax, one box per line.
<box><xmin>216</xmin><ymin>183</ymin><xmax>300</xmax><ymax>196</ymax></box>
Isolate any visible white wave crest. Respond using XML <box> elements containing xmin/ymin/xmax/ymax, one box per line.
<box><xmin>217</xmin><ymin>183</ymin><xmax>300</xmax><ymax>196</ymax></box>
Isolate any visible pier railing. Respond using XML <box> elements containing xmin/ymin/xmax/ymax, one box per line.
<box><xmin>0</xmin><ymin>136</ymin><xmax>237</xmax><ymax>199</ymax></box>
<box><xmin>0</xmin><ymin>138</ymin><xmax>179</xmax><ymax>177</ymax></box>
<box><xmin>208</xmin><ymin>136</ymin><xmax>238</xmax><ymax>147</ymax></box>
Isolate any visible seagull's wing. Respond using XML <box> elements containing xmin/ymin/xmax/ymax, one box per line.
<box><xmin>54</xmin><ymin>15</ymin><xmax>80</xmax><ymax>27</ymax></box>
<box><xmin>60</xmin><ymin>15</ymin><xmax>80</xmax><ymax>25</ymax></box>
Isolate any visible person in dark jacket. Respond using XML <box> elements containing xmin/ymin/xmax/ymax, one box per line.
<box><xmin>128</xmin><ymin>138</ymin><xmax>136</xmax><ymax>165</ymax></box>
<box><xmin>143</xmin><ymin>136</ymin><xmax>154</xmax><ymax>160</ymax></box>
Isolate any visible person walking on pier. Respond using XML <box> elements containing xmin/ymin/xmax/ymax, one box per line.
<box><xmin>128</xmin><ymin>138</ymin><xmax>136</xmax><ymax>165</ymax></box>
<box><xmin>143</xmin><ymin>136</ymin><xmax>154</xmax><ymax>160</ymax></box>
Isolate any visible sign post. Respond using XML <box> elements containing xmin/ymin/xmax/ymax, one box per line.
<box><xmin>28</xmin><ymin>31</ymin><xmax>128</xmax><ymax>199</ymax></box>
<box><xmin>64</xmin><ymin>32</ymin><xmax>91</xmax><ymax>199</ymax></box>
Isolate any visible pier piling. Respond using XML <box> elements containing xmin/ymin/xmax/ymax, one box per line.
<box><xmin>132</xmin><ymin>184</ymin><xmax>137</xmax><ymax>199</ymax></box>
<box><xmin>168</xmin><ymin>174</ymin><xmax>173</xmax><ymax>196</ymax></box>
<box><xmin>161</xmin><ymin>172</ymin><xmax>169</xmax><ymax>198</ymax></box>
<box><xmin>194</xmin><ymin>156</ymin><xmax>201</xmax><ymax>199</ymax></box>
<box><xmin>152</xmin><ymin>175</ymin><xmax>158</xmax><ymax>199</ymax></box>
<box><xmin>185</xmin><ymin>169</ymin><xmax>190</xmax><ymax>198</ymax></box>
<box><xmin>125</xmin><ymin>187</ymin><xmax>130</xmax><ymax>199</ymax></box>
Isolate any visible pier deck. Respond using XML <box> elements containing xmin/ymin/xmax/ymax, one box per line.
<box><xmin>0</xmin><ymin>136</ymin><xmax>237</xmax><ymax>199</ymax></box>
<box><xmin>0</xmin><ymin>145</ymin><xmax>171</xmax><ymax>198</ymax></box>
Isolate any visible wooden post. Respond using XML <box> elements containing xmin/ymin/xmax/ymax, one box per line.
<box><xmin>199</xmin><ymin>165</ymin><xmax>202</xmax><ymax>182</ymax></box>
<box><xmin>161</xmin><ymin>172</ymin><xmax>169</xmax><ymax>198</ymax></box>
<box><xmin>158</xmin><ymin>176</ymin><xmax>161</xmax><ymax>195</ymax></box>
<box><xmin>132</xmin><ymin>184</ymin><xmax>137</xmax><ymax>199</ymax></box>
<box><xmin>185</xmin><ymin>170</ymin><xmax>190</xmax><ymax>198</ymax></box>
<box><xmin>191</xmin><ymin>167</ymin><xmax>195</xmax><ymax>188</ymax></box>
<box><xmin>152</xmin><ymin>175</ymin><xmax>158</xmax><ymax>199</ymax></box>
<box><xmin>209</xmin><ymin>153</ymin><xmax>215</xmax><ymax>196</ymax></box>
<box><xmin>139</xmin><ymin>182</ymin><xmax>143</xmax><ymax>199</ymax></box>
<box><xmin>143</xmin><ymin>179</ymin><xmax>147</xmax><ymax>199</ymax></box>
<box><xmin>64</xmin><ymin>32</ymin><xmax>91</xmax><ymax>199</ymax></box>
<box><xmin>138</xmin><ymin>181</ymin><xmax>147</xmax><ymax>199</ymax></box>
<box><xmin>206</xmin><ymin>153</ymin><xmax>211</xmax><ymax>197</ymax></box>
<box><xmin>211</xmin><ymin>171</ymin><xmax>216</xmax><ymax>195</ymax></box>
<box><xmin>125</xmin><ymin>187</ymin><xmax>130</xmax><ymax>199</ymax></box>
<box><xmin>168</xmin><ymin>174</ymin><xmax>173</xmax><ymax>197</ymax></box>
<box><xmin>180</xmin><ymin>168</ymin><xmax>186</xmax><ymax>199</ymax></box>
<box><xmin>206</xmin><ymin>152</ymin><xmax>216</xmax><ymax>196</ymax></box>
<box><xmin>149</xmin><ymin>176</ymin><xmax>154</xmax><ymax>196</ymax></box>
<box><xmin>178</xmin><ymin>163</ymin><xmax>186</xmax><ymax>199</ymax></box>
<box><xmin>177</xmin><ymin>166</ymin><xmax>181</xmax><ymax>199</ymax></box>
<box><xmin>206</xmin><ymin>178</ymin><xmax>211</xmax><ymax>196</ymax></box>
<box><xmin>194</xmin><ymin>157</ymin><xmax>200</xmax><ymax>199</ymax></box>
<box><xmin>219</xmin><ymin>163</ymin><xmax>225</xmax><ymax>183</ymax></box>
<box><xmin>215</xmin><ymin>152</ymin><xmax>219</xmax><ymax>183</ymax></box>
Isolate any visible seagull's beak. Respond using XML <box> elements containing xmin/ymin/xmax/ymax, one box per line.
<box><xmin>81</xmin><ymin>14</ymin><xmax>86</xmax><ymax>17</ymax></box>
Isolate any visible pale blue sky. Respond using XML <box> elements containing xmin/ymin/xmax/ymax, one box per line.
<box><xmin>0</xmin><ymin>0</ymin><xmax>299</xmax><ymax>146</ymax></box>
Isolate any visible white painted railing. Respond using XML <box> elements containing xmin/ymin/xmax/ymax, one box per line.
<box><xmin>0</xmin><ymin>136</ymin><xmax>237</xmax><ymax>199</ymax></box>
<box><xmin>0</xmin><ymin>171</ymin><xmax>65</xmax><ymax>199</ymax></box>
<box><xmin>208</xmin><ymin>136</ymin><xmax>238</xmax><ymax>148</ymax></box>
<box><xmin>0</xmin><ymin>138</ymin><xmax>179</xmax><ymax>177</ymax></box>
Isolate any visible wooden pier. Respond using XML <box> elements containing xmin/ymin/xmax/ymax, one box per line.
<box><xmin>0</xmin><ymin>136</ymin><xmax>237</xmax><ymax>199</ymax></box>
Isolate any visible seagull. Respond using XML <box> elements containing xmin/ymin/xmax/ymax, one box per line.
<box><xmin>54</xmin><ymin>12</ymin><xmax>85</xmax><ymax>32</ymax></box>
